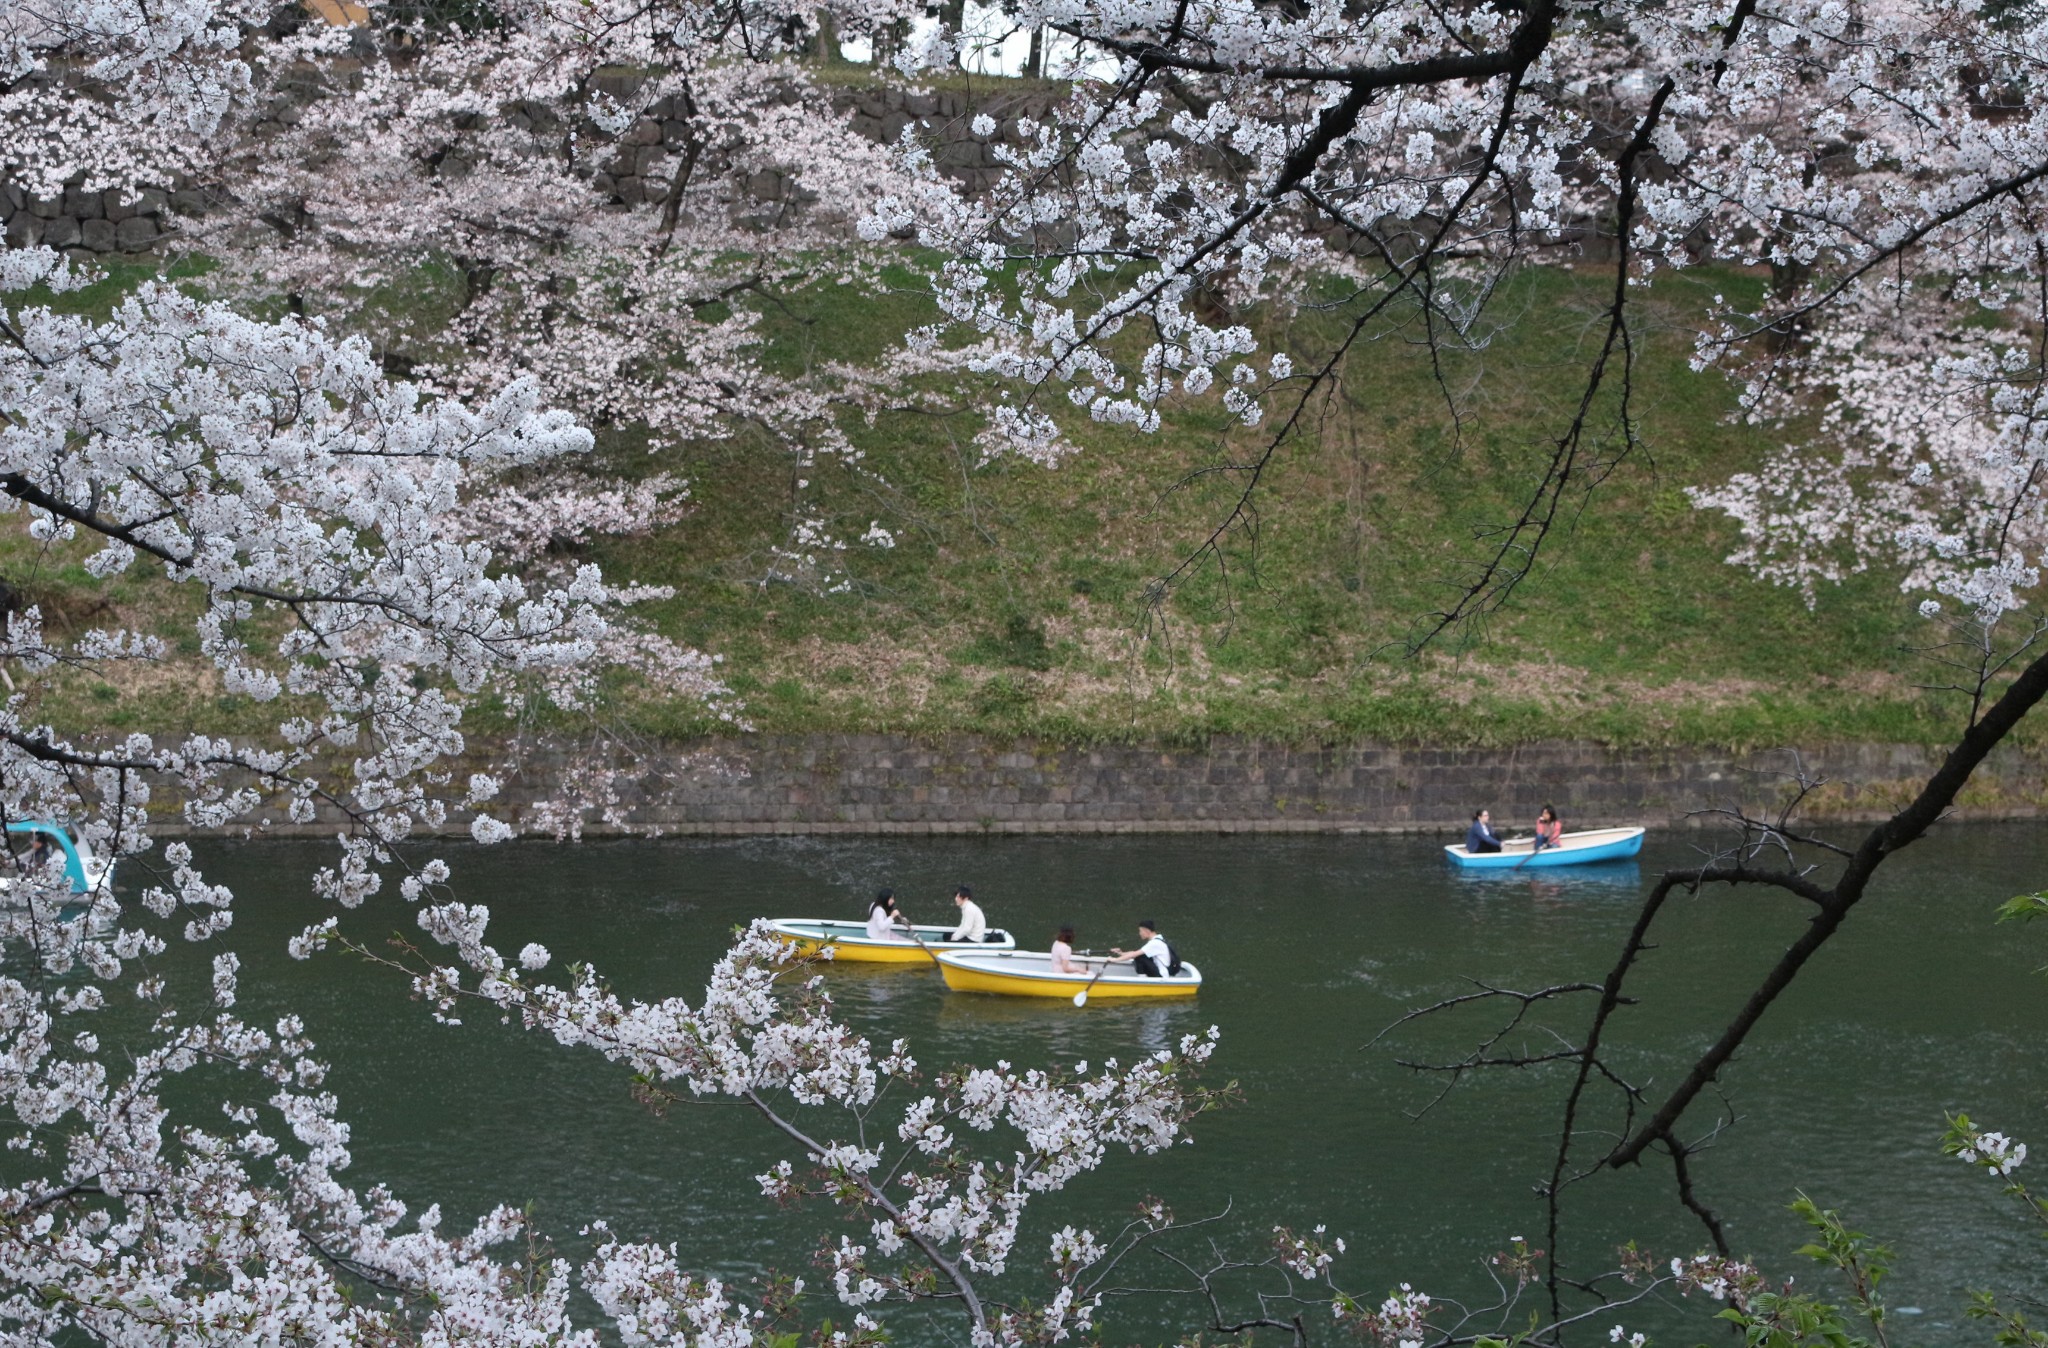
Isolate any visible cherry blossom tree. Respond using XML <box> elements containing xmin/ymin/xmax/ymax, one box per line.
<box><xmin>173</xmin><ymin>0</ymin><xmax>942</xmax><ymax>601</ymax></box>
<box><xmin>0</xmin><ymin>241</ymin><xmax>735</xmax><ymax>1336</ymax></box>
<box><xmin>874</xmin><ymin>0</ymin><xmax>2048</xmax><ymax>636</ymax></box>
<box><xmin>11</xmin><ymin>0</ymin><xmax>954</xmax><ymax>604</ymax></box>
<box><xmin>11</xmin><ymin>0</ymin><xmax>2048</xmax><ymax>1341</ymax></box>
<box><xmin>863</xmin><ymin>0</ymin><xmax>2048</xmax><ymax>1315</ymax></box>
<box><xmin>0</xmin><ymin>234</ymin><xmax>1251</xmax><ymax>1345</ymax></box>
<box><xmin>0</xmin><ymin>236</ymin><xmax>1275</xmax><ymax>1348</ymax></box>
<box><xmin>7</xmin><ymin>0</ymin><xmax>971</xmax><ymax>828</ymax></box>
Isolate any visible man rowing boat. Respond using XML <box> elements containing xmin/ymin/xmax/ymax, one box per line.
<box><xmin>1107</xmin><ymin>920</ymin><xmax>1180</xmax><ymax>978</ymax></box>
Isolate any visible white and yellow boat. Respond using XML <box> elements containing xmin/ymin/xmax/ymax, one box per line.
<box><xmin>934</xmin><ymin>949</ymin><xmax>1203</xmax><ymax>1001</ymax></box>
<box><xmin>765</xmin><ymin>918</ymin><xmax>1016</xmax><ymax>965</ymax></box>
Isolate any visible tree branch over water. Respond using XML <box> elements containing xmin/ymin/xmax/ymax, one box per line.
<box><xmin>1383</xmin><ymin>637</ymin><xmax>2048</xmax><ymax>1317</ymax></box>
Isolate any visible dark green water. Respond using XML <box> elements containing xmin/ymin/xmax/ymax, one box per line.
<box><xmin>177</xmin><ymin>827</ymin><xmax>2048</xmax><ymax>1341</ymax></box>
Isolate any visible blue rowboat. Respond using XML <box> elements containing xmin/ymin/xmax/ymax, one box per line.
<box><xmin>1</xmin><ymin>820</ymin><xmax>114</xmax><ymax>896</ymax></box>
<box><xmin>1444</xmin><ymin>826</ymin><xmax>1645</xmax><ymax>869</ymax></box>
<box><xmin>0</xmin><ymin>820</ymin><xmax>119</xmax><ymax>931</ymax></box>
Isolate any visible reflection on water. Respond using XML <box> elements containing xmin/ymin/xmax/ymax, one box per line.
<box><xmin>811</xmin><ymin>963</ymin><xmax>936</xmax><ymax>1013</ymax></box>
<box><xmin>145</xmin><ymin>825</ymin><xmax>2048</xmax><ymax>1345</ymax></box>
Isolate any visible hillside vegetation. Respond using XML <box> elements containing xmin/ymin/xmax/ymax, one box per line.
<box><xmin>11</xmin><ymin>257</ymin><xmax>1980</xmax><ymax>751</ymax></box>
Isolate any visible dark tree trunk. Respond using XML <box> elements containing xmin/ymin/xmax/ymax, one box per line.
<box><xmin>812</xmin><ymin>11</ymin><xmax>842</xmax><ymax>64</ymax></box>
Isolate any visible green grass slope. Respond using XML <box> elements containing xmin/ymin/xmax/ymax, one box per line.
<box><xmin>599</xmin><ymin>262</ymin><xmax>1958</xmax><ymax>748</ymax></box>
<box><xmin>7</xmin><ymin>255</ymin><xmax>1982</xmax><ymax>751</ymax></box>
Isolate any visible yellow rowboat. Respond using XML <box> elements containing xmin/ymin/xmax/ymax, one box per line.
<box><xmin>934</xmin><ymin>949</ymin><xmax>1202</xmax><ymax>1001</ymax></box>
<box><xmin>765</xmin><ymin>918</ymin><xmax>1016</xmax><ymax>965</ymax></box>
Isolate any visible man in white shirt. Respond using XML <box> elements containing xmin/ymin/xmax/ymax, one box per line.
<box><xmin>1109</xmin><ymin>920</ymin><xmax>1175</xmax><ymax>977</ymax></box>
<box><xmin>945</xmin><ymin>885</ymin><xmax>988</xmax><ymax>943</ymax></box>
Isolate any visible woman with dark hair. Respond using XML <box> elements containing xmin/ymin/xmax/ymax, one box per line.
<box><xmin>1533</xmin><ymin>804</ymin><xmax>1564</xmax><ymax>853</ymax></box>
<box><xmin>865</xmin><ymin>888</ymin><xmax>910</xmax><ymax>941</ymax></box>
<box><xmin>1049</xmin><ymin>924</ymin><xmax>1082</xmax><ymax>974</ymax></box>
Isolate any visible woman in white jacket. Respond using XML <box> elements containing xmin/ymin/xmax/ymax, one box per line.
<box><xmin>865</xmin><ymin>890</ymin><xmax>911</xmax><ymax>941</ymax></box>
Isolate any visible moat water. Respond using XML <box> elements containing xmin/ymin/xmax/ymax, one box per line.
<box><xmin>126</xmin><ymin>827</ymin><xmax>2048</xmax><ymax>1341</ymax></box>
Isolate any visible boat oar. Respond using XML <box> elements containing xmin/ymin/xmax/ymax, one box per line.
<box><xmin>1072</xmin><ymin>960</ymin><xmax>1112</xmax><ymax>1008</ymax></box>
<box><xmin>1486</xmin><ymin>834</ymin><xmax>1537</xmax><ymax>870</ymax></box>
<box><xmin>903</xmin><ymin>923</ymin><xmax>948</xmax><ymax>977</ymax></box>
<box><xmin>1515</xmin><ymin>831</ymin><xmax>1565</xmax><ymax>870</ymax></box>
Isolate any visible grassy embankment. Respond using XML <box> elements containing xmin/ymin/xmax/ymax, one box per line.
<box><xmin>8</xmin><ymin>255</ymin><xmax>1998</xmax><ymax>753</ymax></box>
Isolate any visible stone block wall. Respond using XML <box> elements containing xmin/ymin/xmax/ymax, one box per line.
<box><xmin>206</xmin><ymin>734</ymin><xmax>2048</xmax><ymax>837</ymax></box>
<box><xmin>573</xmin><ymin>82</ymin><xmax>1061</xmax><ymax>212</ymax></box>
<box><xmin>0</xmin><ymin>79</ymin><xmax>1060</xmax><ymax>259</ymax></box>
<box><xmin>3</xmin><ymin>67</ymin><xmax>1647</xmax><ymax>266</ymax></box>
<box><xmin>1</xmin><ymin>181</ymin><xmax>187</xmax><ymax>255</ymax></box>
<box><xmin>837</xmin><ymin>84</ymin><xmax>1063</xmax><ymax>197</ymax></box>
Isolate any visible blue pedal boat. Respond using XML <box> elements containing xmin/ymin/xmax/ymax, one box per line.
<box><xmin>1445</xmin><ymin>826</ymin><xmax>1645</xmax><ymax>869</ymax></box>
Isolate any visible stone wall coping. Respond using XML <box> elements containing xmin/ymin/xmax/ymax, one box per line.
<box><xmin>140</xmin><ymin>733</ymin><xmax>2048</xmax><ymax>838</ymax></box>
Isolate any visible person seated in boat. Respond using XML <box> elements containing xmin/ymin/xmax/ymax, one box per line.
<box><xmin>1049</xmin><ymin>925</ymin><xmax>1083</xmax><ymax>974</ymax></box>
<box><xmin>865</xmin><ymin>889</ymin><xmax>912</xmax><ymax>942</ymax></box>
<box><xmin>17</xmin><ymin>834</ymin><xmax>52</xmax><ymax>873</ymax></box>
<box><xmin>1464</xmin><ymin>809</ymin><xmax>1503</xmax><ymax>853</ymax></box>
<box><xmin>1533</xmin><ymin>805</ymin><xmax>1564</xmax><ymax>852</ymax></box>
<box><xmin>945</xmin><ymin>885</ymin><xmax>989</xmax><ymax>942</ymax></box>
<box><xmin>1108</xmin><ymin>920</ymin><xmax>1179</xmax><ymax>978</ymax></box>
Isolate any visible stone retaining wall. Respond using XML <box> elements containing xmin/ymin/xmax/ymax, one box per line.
<box><xmin>0</xmin><ymin>80</ymin><xmax>1060</xmax><ymax>257</ymax></box>
<box><xmin>215</xmin><ymin>735</ymin><xmax>2048</xmax><ymax>837</ymax></box>
<box><xmin>4</xmin><ymin>75</ymin><xmax>1615</xmax><ymax>263</ymax></box>
<box><xmin>0</xmin><ymin>181</ymin><xmax>195</xmax><ymax>254</ymax></box>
